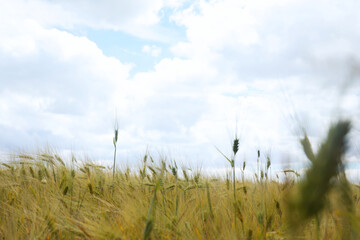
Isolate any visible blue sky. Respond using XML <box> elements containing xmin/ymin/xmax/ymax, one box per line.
<box><xmin>0</xmin><ymin>0</ymin><xmax>359</xmax><ymax>180</ymax></box>
<box><xmin>77</xmin><ymin>11</ymin><xmax>187</xmax><ymax>75</ymax></box>
<box><xmin>85</xmin><ymin>29</ymin><xmax>168</xmax><ymax>73</ymax></box>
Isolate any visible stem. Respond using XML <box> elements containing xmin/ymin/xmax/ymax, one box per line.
<box><xmin>233</xmin><ymin>160</ymin><xmax>237</xmax><ymax>231</ymax></box>
<box><xmin>233</xmin><ymin>163</ymin><xmax>236</xmax><ymax>202</ymax></box>
<box><xmin>257</xmin><ymin>157</ymin><xmax>259</xmax><ymax>181</ymax></box>
<box><xmin>113</xmin><ymin>145</ymin><xmax>117</xmax><ymax>181</ymax></box>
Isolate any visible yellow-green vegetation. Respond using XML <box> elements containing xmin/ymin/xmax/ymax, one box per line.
<box><xmin>0</xmin><ymin>120</ymin><xmax>359</xmax><ymax>239</ymax></box>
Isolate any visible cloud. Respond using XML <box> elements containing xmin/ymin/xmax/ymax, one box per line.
<box><xmin>171</xmin><ymin>0</ymin><xmax>360</xmax><ymax>82</ymax></box>
<box><xmin>126</xmin><ymin>0</ymin><xmax>360</xmax><ymax>166</ymax></box>
<box><xmin>0</xmin><ymin>0</ymin><xmax>359</xmax><ymax>171</ymax></box>
<box><xmin>0</xmin><ymin>0</ymin><xmax>186</xmax><ymax>41</ymax></box>
<box><xmin>142</xmin><ymin>45</ymin><xmax>162</xmax><ymax>57</ymax></box>
<box><xmin>0</xmin><ymin>15</ymin><xmax>133</xmax><ymax>160</ymax></box>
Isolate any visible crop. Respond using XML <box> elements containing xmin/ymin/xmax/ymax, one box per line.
<box><xmin>0</xmin><ymin>120</ymin><xmax>358</xmax><ymax>239</ymax></box>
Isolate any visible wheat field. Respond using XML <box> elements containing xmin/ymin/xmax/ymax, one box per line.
<box><xmin>0</xmin><ymin>120</ymin><xmax>359</xmax><ymax>239</ymax></box>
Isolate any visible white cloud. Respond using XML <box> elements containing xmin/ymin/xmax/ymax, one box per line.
<box><xmin>171</xmin><ymin>0</ymin><xmax>360</xmax><ymax>81</ymax></box>
<box><xmin>0</xmin><ymin>14</ymin><xmax>133</xmax><ymax>160</ymax></box>
<box><xmin>142</xmin><ymin>45</ymin><xmax>162</xmax><ymax>57</ymax></box>
<box><xmin>0</xmin><ymin>0</ymin><xmax>180</xmax><ymax>41</ymax></box>
<box><xmin>126</xmin><ymin>0</ymin><xmax>360</xmax><ymax>167</ymax></box>
<box><xmin>0</xmin><ymin>0</ymin><xmax>359</xmax><ymax>173</ymax></box>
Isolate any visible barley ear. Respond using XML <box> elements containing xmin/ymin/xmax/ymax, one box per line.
<box><xmin>289</xmin><ymin>120</ymin><xmax>351</xmax><ymax>228</ymax></box>
<box><xmin>300</xmin><ymin>134</ymin><xmax>315</xmax><ymax>163</ymax></box>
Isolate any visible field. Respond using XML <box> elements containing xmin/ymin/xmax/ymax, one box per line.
<box><xmin>0</xmin><ymin>120</ymin><xmax>359</xmax><ymax>239</ymax></box>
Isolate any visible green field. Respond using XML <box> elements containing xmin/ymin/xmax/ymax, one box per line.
<box><xmin>0</xmin><ymin>120</ymin><xmax>359</xmax><ymax>239</ymax></box>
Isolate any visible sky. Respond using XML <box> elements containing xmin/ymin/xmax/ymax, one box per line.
<box><xmin>0</xmin><ymin>0</ymin><xmax>359</xmax><ymax>179</ymax></box>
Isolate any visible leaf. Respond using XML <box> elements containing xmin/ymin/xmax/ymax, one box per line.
<box><xmin>215</xmin><ymin>146</ymin><xmax>232</xmax><ymax>164</ymax></box>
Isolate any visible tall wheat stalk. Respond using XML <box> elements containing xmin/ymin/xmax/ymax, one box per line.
<box><xmin>113</xmin><ymin>121</ymin><xmax>119</xmax><ymax>182</ymax></box>
<box><xmin>216</xmin><ymin>134</ymin><xmax>240</xmax><ymax>231</ymax></box>
<box><xmin>289</xmin><ymin>120</ymin><xmax>353</xmax><ymax>237</ymax></box>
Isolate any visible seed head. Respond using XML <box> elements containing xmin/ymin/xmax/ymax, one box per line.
<box><xmin>114</xmin><ymin>129</ymin><xmax>118</xmax><ymax>143</ymax></box>
<box><xmin>233</xmin><ymin>138</ymin><xmax>239</xmax><ymax>155</ymax></box>
<box><xmin>266</xmin><ymin>156</ymin><xmax>271</xmax><ymax>170</ymax></box>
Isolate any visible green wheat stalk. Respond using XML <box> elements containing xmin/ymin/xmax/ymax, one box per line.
<box><xmin>113</xmin><ymin>121</ymin><xmax>118</xmax><ymax>182</ymax></box>
<box><xmin>289</xmin><ymin>120</ymin><xmax>351</xmax><ymax>228</ymax></box>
